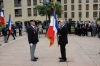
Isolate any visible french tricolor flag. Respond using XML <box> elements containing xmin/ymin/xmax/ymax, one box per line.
<box><xmin>46</xmin><ymin>6</ymin><xmax>58</xmax><ymax>46</ymax></box>
<box><xmin>0</xmin><ymin>8</ymin><xmax>5</xmax><ymax>26</ymax></box>
<box><xmin>8</xmin><ymin>14</ymin><xmax>12</xmax><ymax>34</ymax></box>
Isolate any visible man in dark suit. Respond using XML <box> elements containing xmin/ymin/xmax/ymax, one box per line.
<box><xmin>83</xmin><ymin>22</ymin><xmax>89</xmax><ymax>36</ymax></box>
<box><xmin>6</xmin><ymin>25</ymin><xmax>15</xmax><ymax>42</ymax></box>
<box><xmin>77</xmin><ymin>22</ymin><xmax>82</xmax><ymax>36</ymax></box>
<box><xmin>66</xmin><ymin>22</ymin><xmax>71</xmax><ymax>34</ymax></box>
<box><xmin>27</xmin><ymin>20</ymin><xmax>39</xmax><ymax>61</ymax></box>
<box><xmin>58</xmin><ymin>20</ymin><xmax>68</xmax><ymax>62</ymax></box>
<box><xmin>91</xmin><ymin>22</ymin><xmax>97</xmax><ymax>37</ymax></box>
<box><xmin>18</xmin><ymin>24</ymin><xmax>22</xmax><ymax>36</ymax></box>
<box><xmin>2</xmin><ymin>25</ymin><xmax>8</xmax><ymax>43</ymax></box>
<box><xmin>74</xmin><ymin>21</ymin><xmax>78</xmax><ymax>35</ymax></box>
<box><xmin>12</xmin><ymin>25</ymin><xmax>17</xmax><ymax>37</ymax></box>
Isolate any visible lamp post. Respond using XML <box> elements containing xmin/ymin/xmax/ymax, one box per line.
<box><xmin>39</xmin><ymin>0</ymin><xmax>50</xmax><ymax>33</ymax></box>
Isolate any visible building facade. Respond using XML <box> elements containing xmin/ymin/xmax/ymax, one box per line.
<box><xmin>60</xmin><ymin>0</ymin><xmax>100</xmax><ymax>22</ymax></box>
<box><xmin>0</xmin><ymin>0</ymin><xmax>100</xmax><ymax>29</ymax></box>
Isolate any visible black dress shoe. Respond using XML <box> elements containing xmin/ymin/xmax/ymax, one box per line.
<box><xmin>13</xmin><ymin>38</ymin><xmax>15</xmax><ymax>40</ymax></box>
<box><xmin>59</xmin><ymin>59</ymin><xmax>66</xmax><ymax>62</ymax></box>
<box><xmin>59</xmin><ymin>57</ymin><xmax>67</xmax><ymax>59</ymax></box>
<box><xmin>34</xmin><ymin>57</ymin><xmax>39</xmax><ymax>59</ymax></box>
<box><xmin>31</xmin><ymin>59</ymin><xmax>37</xmax><ymax>61</ymax></box>
<box><xmin>59</xmin><ymin>57</ymin><xmax>62</xmax><ymax>59</ymax></box>
<box><xmin>5</xmin><ymin>41</ymin><xmax>8</xmax><ymax>43</ymax></box>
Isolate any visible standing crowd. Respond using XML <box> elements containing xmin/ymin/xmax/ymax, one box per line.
<box><xmin>74</xmin><ymin>21</ymin><xmax>100</xmax><ymax>39</ymax></box>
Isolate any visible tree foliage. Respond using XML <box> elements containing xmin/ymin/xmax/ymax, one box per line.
<box><xmin>96</xmin><ymin>17</ymin><xmax>100</xmax><ymax>21</ymax></box>
<box><xmin>35</xmin><ymin>2</ymin><xmax>62</xmax><ymax>22</ymax></box>
<box><xmin>0</xmin><ymin>26</ymin><xmax>2</xmax><ymax>32</ymax></box>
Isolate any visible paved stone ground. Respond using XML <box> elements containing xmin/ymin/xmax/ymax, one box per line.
<box><xmin>0</xmin><ymin>32</ymin><xmax>26</xmax><ymax>45</ymax></box>
<box><xmin>0</xmin><ymin>34</ymin><xmax>100</xmax><ymax>66</ymax></box>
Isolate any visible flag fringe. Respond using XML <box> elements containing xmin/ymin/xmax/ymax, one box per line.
<box><xmin>46</xmin><ymin>36</ymin><xmax>54</xmax><ymax>47</ymax></box>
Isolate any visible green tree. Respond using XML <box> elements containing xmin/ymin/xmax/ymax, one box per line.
<box><xmin>96</xmin><ymin>17</ymin><xmax>100</xmax><ymax>21</ymax></box>
<box><xmin>36</xmin><ymin>2</ymin><xmax>62</xmax><ymax>22</ymax></box>
<box><xmin>0</xmin><ymin>26</ymin><xmax>2</xmax><ymax>36</ymax></box>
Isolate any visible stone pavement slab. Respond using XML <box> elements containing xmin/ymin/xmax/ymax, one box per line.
<box><xmin>0</xmin><ymin>32</ymin><xmax>26</xmax><ymax>45</ymax></box>
<box><xmin>0</xmin><ymin>34</ymin><xmax>100</xmax><ymax>66</ymax></box>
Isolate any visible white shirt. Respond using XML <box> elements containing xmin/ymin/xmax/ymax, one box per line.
<box><xmin>31</xmin><ymin>25</ymin><xmax>35</xmax><ymax>28</ymax></box>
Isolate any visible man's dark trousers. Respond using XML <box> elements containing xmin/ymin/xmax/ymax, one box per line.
<box><xmin>60</xmin><ymin>44</ymin><xmax>66</xmax><ymax>60</ymax></box>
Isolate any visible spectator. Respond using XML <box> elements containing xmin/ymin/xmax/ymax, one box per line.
<box><xmin>18</xmin><ymin>23</ymin><xmax>22</xmax><ymax>36</ymax></box>
<box><xmin>26</xmin><ymin>23</ymin><xmax>30</xmax><ymax>33</ymax></box>
<box><xmin>91</xmin><ymin>22</ymin><xmax>97</xmax><ymax>37</ymax></box>
<box><xmin>67</xmin><ymin>22</ymin><xmax>71</xmax><ymax>34</ymax></box>
<box><xmin>12</xmin><ymin>24</ymin><xmax>17</xmax><ymax>37</ymax></box>
<box><xmin>38</xmin><ymin>23</ymin><xmax>43</xmax><ymax>37</ymax></box>
<box><xmin>6</xmin><ymin>25</ymin><xmax>15</xmax><ymax>42</ymax></box>
<box><xmin>74</xmin><ymin>21</ymin><xmax>78</xmax><ymax>35</ymax></box>
<box><xmin>38</xmin><ymin>23</ymin><xmax>43</xmax><ymax>34</ymax></box>
<box><xmin>87</xmin><ymin>22</ymin><xmax>92</xmax><ymax>37</ymax></box>
<box><xmin>2</xmin><ymin>25</ymin><xmax>8</xmax><ymax>43</ymax></box>
<box><xmin>97</xmin><ymin>21</ymin><xmax>100</xmax><ymax>39</ymax></box>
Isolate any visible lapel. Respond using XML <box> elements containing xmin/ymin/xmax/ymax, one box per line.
<box><xmin>61</xmin><ymin>25</ymin><xmax>65</xmax><ymax>30</ymax></box>
<box><xmin>30</xmin><ymin>26</ymin><xmax>37</xmax><ymax>33</ymax></box>
<box><xmin>30</xmin><ymin>26</ymin><xmax>34</xmax><ymax>31</ymax></box>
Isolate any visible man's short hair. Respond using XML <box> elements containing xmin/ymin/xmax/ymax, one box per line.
<box><xmin>29</xmin><ymin>20</ymin><xmax>35</xmax><ymax>23</ymax></box>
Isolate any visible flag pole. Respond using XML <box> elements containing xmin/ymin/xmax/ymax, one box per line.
<box><xmin>53</xmin><ymin>0</ymin><xmax>59</xmax><ymax>47</ymax></box>
<box><xmin>54</xmin><ymin>0</ymin><xmax>56</xmax><ymax>6</ymax></box>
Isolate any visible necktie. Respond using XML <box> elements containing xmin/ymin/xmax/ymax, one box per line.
<box><xmin>34</xmin><ymin>27</ymin><xmax>37</xmax><ymax>32</ymax></box>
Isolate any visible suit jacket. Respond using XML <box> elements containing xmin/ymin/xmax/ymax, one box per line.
<box><xmin>58</xmin><ymin>24</ymin><xmax>68</xmax><ymax>45</ymax></box>
<box><xmin>91</xmin><ymin>24</ymin><xmax>97</xmax><ymax>30</ymax></box>
<box><xmin>97</xmin><ymin>25</ymin><xmax>100</xmax><ymax>32</ymax></box>
<box><xmin>12</xmin><ymin>26</ymin><xmax>16</xmax><ymax>32</ymax></box>
<box><xmin>2</xmin><ymin>27</ymin><xmax>7</xmax><ymax>36</ymax></box>
<box><xmin>74</xmin><ymin>24</ymin><xmax>78</xmax><ymax>28</ymax></box>
<box><xmin>83</xmin><ymin>24</ymin><xmax>88</xmax><ymax>29</ymax></box>
<box><xmin>27</xmin><ymin>26</ymin><xmax>39</xmax><ymax>44</ymax></box>
<box><xmin>18</xmin><ymin>24</ymin><xmax>22</xmax><ymax>31</ymax></box>
<box><xmin>77</xmin><ymin>23</ymin><xmax>81</xmax><ymax>29</ymax></box>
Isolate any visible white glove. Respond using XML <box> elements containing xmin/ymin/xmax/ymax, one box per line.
<box><xmin>30</xmin><ymin>43</ymin><xmax>33</xmax><ymax>47</ymax></box>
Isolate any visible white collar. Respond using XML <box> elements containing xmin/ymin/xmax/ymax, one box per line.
<box><xmin>31</xmin><ymin>25</ymin><xmax>35</xmax><ymax>28</ymax></box>
<box><xmin>62</xmin><ymin>24</ymin><xmax>65</xmax><ymax>27</ymax></box>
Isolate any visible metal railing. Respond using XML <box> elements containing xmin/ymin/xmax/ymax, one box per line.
<box><xmin>28</xmin><ymin>14</ymin><xmax>31</xmax><ymax>16</ymax></box>
<box><xmin>93</xmin><ymin>8</ymin><xmax>98</xmax><ymax>10</ymax></box>
<box><xmin>14</xmin><ymin>4</ymin><xmax>22</xmax><ymax>7</ymax></box>
<box><xmin>93</xmin><ymin>0</ymin><xmax>98</xmax><ymax>3</ymax></box>
<box><xmin>15</xmin><ymin>14</ymin><xmax>22</xmax><ymax>17</ymax></box>
<box><xmin>33</xmin><ymin>14</ymin><xmax>37</xmax><ymax>16</ymax></box>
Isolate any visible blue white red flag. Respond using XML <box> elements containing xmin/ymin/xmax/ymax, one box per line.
<box><xmin>46</xmin><ymin>6</ymin><xmax>58</xmax><ymax>46</ymax></box>
<box><xmin>8</xmin><ymin>15</ymin><xmax>12</xmax><ymax>34</ymax></box>
<box><xmin>0</xmin><ymin>8</ymin><xmax>5</xmax><ymax>26</ymax></box>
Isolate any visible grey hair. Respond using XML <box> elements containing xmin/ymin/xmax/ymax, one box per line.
<box><xmin>60</xmin><ymin>20</ymin><xmax>65</xmax><ymax>23</ymax></box>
